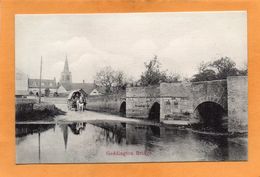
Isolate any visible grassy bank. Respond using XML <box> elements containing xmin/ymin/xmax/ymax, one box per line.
<box><xmin>16</xmin><ymin>102</ymin><xmax>66</xmax><ymax>122</ymax></box>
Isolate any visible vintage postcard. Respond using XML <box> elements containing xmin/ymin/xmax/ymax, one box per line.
<box><xmin>15</xmin><ymin>11</ymin><xmax>248</xmax><ymax>164</ymax></box>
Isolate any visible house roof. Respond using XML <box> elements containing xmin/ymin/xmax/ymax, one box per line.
<box><xmin>28</xmin><ymin>78</ymin><xmax>57</xmax><ymax>89</ymax></box>
<box><xmin>60</xmin><ymin>83</ymin><xmax>104</xmax><ymax>94</ymax></box>
<box><xmin>59</xmin><ymin>83</ymin><xmax>72</xmax><ymax>91</ymax></box>
<box><xmin>59</xmin><ymin>82</ymin><xmax>107</xmax><ymax>95</ymax></box>
<box><xmin>72</xmin><ymin>83</ymin><xmax>96</xmax><ymax>94</ymax></box>
<box><xmin>94</xmin><ymin>86</ymin><xmax>106</xmax><ymax>94</ymax></box>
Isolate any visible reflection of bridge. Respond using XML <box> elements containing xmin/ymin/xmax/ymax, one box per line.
<box><xmin>86</xmin><ymin>76</ymin><xmax>247</xmax><ymax>133</ymax></box>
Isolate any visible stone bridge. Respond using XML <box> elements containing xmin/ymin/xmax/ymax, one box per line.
<box><xmin>86</xmin><ymin>76</ymin><xmax>247</xmax><ymax>133</ymax></box>
<box><xmin>85</xmin><ymin>91</ymin><xmax>126</xmax><ymax>116</ymax></box>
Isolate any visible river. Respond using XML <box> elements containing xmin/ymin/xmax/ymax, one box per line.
<box><xmin>16</xmin><ymin>104</ymin><xmax>247</xmax><ymax>164</ymax></box>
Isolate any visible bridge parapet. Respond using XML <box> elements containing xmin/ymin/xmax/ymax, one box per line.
<box><xmin>160</xmin><ymin>82</ymin><xmax>193</xmax><ymax>121</ymax></box>
<box><xmin>86</xmin><ymin>91</ymin><xmax>126</xmax><ymax>114</ymax></box>
<box><xmin>126</xmin><ymin>86</ymin><xmax>160</xmax><ymax>118</ymax></box>
<box><xmin>84</xmin><ymin>76</ymin><xmax>247</xmax><ymax>133</ymax></box>
<box><xmin>191</xmin><ymin>80</ymin><xmax>227</xmax><ymax>111</ymax></box>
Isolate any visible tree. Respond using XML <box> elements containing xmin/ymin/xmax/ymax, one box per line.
<box><xmin>191</xmin><ymin>62</ymin><xmax>217</xmax><ymax>82</ymax></box>
<box><xmin>113</xmin><ymin>70</ymin><xmax>128</xmax><ymax>92</ymax></box>
<box><xmin>140</xmin><ymin>55</ymin><xmax>179</xmax><ymax>86</ymax></box>
<box><xmin>210</xmin><ymin>57</ymin><xmax>239</xmax><ymax>79</ymax></box>
<box><xmin>191</xmin><ymin>57</ymin><xmax>247</xmax><ymax>82</ymax></box>
<box><xmin>94</xmin><ymin>66</ymin><xmax>128</xmax><ymax>94</ymax></box>
<box><xmin>238</xmin><ymin>63</ymin><xmax>248</xmax><ymax>76</ymax></box>
<box><xmin>163</xmin><ymin>72</ymin><xmax>180</xmax><ymax>83</ymax></box>
<box><xmin>191</xmin><ymin>69</ymin><xmax>217</xmax><ymax>82</ymax></box>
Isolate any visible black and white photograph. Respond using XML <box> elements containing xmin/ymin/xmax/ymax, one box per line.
<box><xmin>15</xmin><ymin>11</ymin><xmax>248</xmax><ymax>164</ymax></box>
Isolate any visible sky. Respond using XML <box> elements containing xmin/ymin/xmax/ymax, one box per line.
<box><xmin>15</xmin><ymin>11</ymin><xmax>247</xmax><ymax>83</ymax></box>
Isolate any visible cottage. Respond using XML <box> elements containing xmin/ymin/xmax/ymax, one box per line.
<box><xmin>57</xmin><ymin>82</ymin><xmax>104</xmax><ymax>97</ymax></box>
<box><xmin>28</xmin><ymin>78</ymin><xmax>57</xmax><ymax>96</ymax></box>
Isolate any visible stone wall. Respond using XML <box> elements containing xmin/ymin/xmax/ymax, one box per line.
<box><xmin>126</xmin><ymin>86</ymin><xmax>160</xmax><ymax>119</ymax></box>
<box><xmin>86</xmin><ymin>92</ymin><xmax>126</xmax><ymax>114</ymax></box>
<box><xmin>83</xmin><ymin>77</ymin><xmax>247</xmax><ymax>133</ymax></box>
<box><xmin>191</xmin><ymin>80</ymin><xmax>227</xmax><ymax>111</ymax></box>
<box><xmin>227</xmin><ymin>76</ymin><xmax>248</xmax><ymax>133</ymax></box>
<box><xmin>160</xmin><ymin>82</ymin><xmax>193</xmax><ymax>121</ymax></box>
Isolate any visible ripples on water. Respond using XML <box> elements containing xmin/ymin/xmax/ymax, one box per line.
<box><xmin>16</xmin><ymin>121</ymin><xmax>247</xmax><ymax>164</ymax></box>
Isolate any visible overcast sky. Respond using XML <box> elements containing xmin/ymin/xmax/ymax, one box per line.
<box><xmin>15</xmin><ymin>11</ymin><xmax>247</xmax><ymax>83</ymax></box>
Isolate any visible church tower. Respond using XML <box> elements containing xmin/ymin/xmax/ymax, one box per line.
<box><xmin>60</xmin><ymin>56</ymin><xmax>72</xmax><ymax>84</ymax></box>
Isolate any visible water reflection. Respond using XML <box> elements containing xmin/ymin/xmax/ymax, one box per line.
<box><xmin>16</xmin><ymin>124</ymin><xmax>55</xmax><ymax>138</ymax></box>
<box><xmin>92</xmin><ymin>122</ymin><xmax>126</xmax><ymax>144</ymax></box>
<box><xmin>16</xmin><ymin>124</ymin><xmax>55</xmax><ymax>163</ymax></box>
<box><xmin>60</xmin><ymin>124</ymin><xmax>68</xmax><ymax>150</ymax></box>
<box><xmin>16</xmin><ymin>121</ymin><xmax>247</xmax><ymax>163</ymax></box>
<box><xmin>68</xmin><ymin>122</ymin><xmax>86</xmax><ymax>135</ymax></box>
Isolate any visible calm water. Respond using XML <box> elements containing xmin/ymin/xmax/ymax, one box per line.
<box><xmin>16</xmin><ymin>119</ymin><xmax>247</xmax><ymax>164</ymax></box>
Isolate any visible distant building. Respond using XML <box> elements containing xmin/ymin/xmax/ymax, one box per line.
<box><xmin>28</xmin><ymin>78</ymin><xmax>57</xmax><ymax>96</ymax></box>
<box><xmin>15</xmin><ymin>69</ymin><xmax>29</xmax><ymax>97</ymax></box>
<box><xmin>57</xmin><ymin>82</ymin><xmax>104</xmax><ymax>96</ymax></box>
<box><xmin>57</xmin><ymin>58</ymin><xmax>105</xmax><ymax>96</ymax></box>
<box><xmin>60</xmin><ymin>55</ymin><xmax>72</xmax><ymax>84</ymax></box>
<box><xmin>89</xmin><ymin>88</ymin><xmax>103</xmax><ymax>96</ymax></box>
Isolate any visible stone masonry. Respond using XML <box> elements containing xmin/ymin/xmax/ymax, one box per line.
<box><xmin>85</xmin><ymin>76</ymin><xmax>248</xmax><ymax>133</ymax></box>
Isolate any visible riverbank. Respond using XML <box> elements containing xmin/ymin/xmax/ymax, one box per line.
<box><xmin>16</xmin><ymin>99</ymin><xmax>66</xmax><ymax>121</ymax></box>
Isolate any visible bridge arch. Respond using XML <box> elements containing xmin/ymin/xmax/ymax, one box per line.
<box><xmin>194</xmin><ymin>101</ymin><xmax>227</xmax><ymax>132</ymax></box>
<box><xmin>148</xmin><ymin>102</ymin><xmax>160</xmax><ymax>122</ymax></box>
<box><xmin>119</xmin><ymin>101</ymin><xmax>126</xmax><ymax>117</ymax></box>
<box><xmin>193</xmin><ymin>96</ymin><xmax>226</xmax><ymax>111</ymax></box>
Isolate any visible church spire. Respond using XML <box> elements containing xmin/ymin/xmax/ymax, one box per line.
<box><xmin>63</xmin><ymin>55</ymin><xmax>69</xmax><ymax>72</ymax></box>
<box><xmin>60</xmin><ymin>55</ymin><xmax>72</xmax><ymax>84</ymax></box>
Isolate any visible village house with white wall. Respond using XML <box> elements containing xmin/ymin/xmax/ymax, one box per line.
<box><xmin>28</xmin><ymin>78</ymin><xmax>57</xmax><ymax>96</ymax></box>
<box><xmin>15</xmin><ymin>69</ymin><xmax>29</xmax><ymax>97</ymax></box>
<box><xmin>15</xmin><ymin>56</ymin><xmax>104</xmax><ymax>97</ymax></box>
